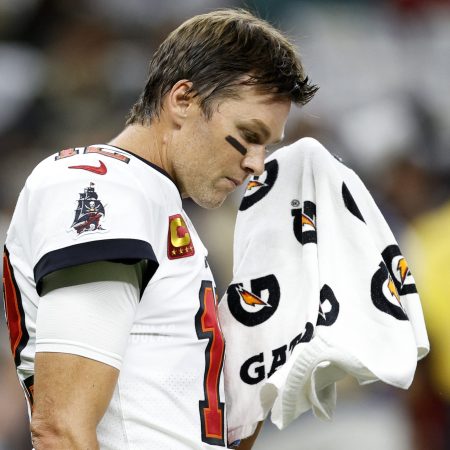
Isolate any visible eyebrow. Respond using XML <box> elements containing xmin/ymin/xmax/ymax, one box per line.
<box><xmin>240</xmin><ymin>119</ymin><xmax>284</xmax><ymax>144</ymax></box>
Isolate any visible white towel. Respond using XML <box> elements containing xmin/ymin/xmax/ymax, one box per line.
<box><xmin>219</xmin><ymin>138</ymin><xmax>429</xmax><ymax>444</ymax></box>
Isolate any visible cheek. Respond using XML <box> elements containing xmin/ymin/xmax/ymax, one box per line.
<box><xmin>194</xmin><ymin>136</ymin><xmax>224</xmax><ymax>166</ymax></box>
<box><xmin>182</xmin><ymin>118</ymin><xmax>232</xmax><ymax>173</ymax></box>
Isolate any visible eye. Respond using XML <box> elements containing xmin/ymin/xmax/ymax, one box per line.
<box><xmin>241</xmin><ymin>130</ymin><xmax>261</xmax><ymax>145</ymax></box>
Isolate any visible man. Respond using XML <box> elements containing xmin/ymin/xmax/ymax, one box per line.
<box><xmin>2</xmin><ymin>9</ymin><xmax>317</xmax><ymax>449</ymax></box>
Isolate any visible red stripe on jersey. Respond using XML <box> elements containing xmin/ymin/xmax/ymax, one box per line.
<box><xmin>3</xmin><ymin>248</ymin><xmax>28</xmax><ymax>367</ymax></box>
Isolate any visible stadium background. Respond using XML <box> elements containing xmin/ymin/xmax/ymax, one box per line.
<box><xmin>0</xmin><ymin>0</ymin><xmax>449</xmax><ymax>449</ymax></box>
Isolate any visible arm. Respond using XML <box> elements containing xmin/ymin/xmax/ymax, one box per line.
<box><xmin>31</xmin><ymin>352</ymin><xmax>118</xmax><ymax>450</ymax></box>
<box><xmin>235</xmin><ymin>421</ymin><xmax>263</xmax><ymax>450</ymax></box>
<box><xmin>31</xmin><ymin>261</ymin><xmax>143</xmax><ymax>449</ymax></box>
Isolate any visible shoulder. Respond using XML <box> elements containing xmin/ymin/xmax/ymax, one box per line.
<box><xmin>26</xmin><ymin>144</ymin><xmax>177</xmax><ymax>206</ymax></box>
<box><xmin>28</xmin><ymin>145</ymin><xmax>138</xmax><ymax>189</ymax></box>
<box><xmin>16</xmin><ymin>145</ymin><xmax>175</xmax><ymax>251</ymax></box>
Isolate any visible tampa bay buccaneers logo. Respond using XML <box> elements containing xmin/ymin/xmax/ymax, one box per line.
<box><xmin>239</xmin><ymin>160</ymin><xmax>279</xmax><ymax>211</ymax></box>
<box><xmin>291</xmin><ymin>200</ymin><xmax>317</xmax><ymax>245</ymax></box>
<box><xmin>70</xmin><ymin>182</ymin><xmax>107</xmax><ymax>236</ymax></box>
<box><xmin>226</xmin><ymin>274</ymin><xmax>280</xmax><ymax>326</ymax></box>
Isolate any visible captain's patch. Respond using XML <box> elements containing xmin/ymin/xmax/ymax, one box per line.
<box><xmin>167</xmin><ymin>214</ymin><xmax>195</xmax><ymax>259</ymax></box>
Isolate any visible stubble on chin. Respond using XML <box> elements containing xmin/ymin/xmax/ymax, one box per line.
<box><xmin>191</xmin><ymin>184</ymin><xmax>226</xmax><ymax>209</ymax></box>
<box><xmin>191</xmin><ymin>193</ymin><xmax>225</xmax><ymax>209</ymax></box>
<box><xmin>178</xmin><ymin>167</ymin><xmax>226</xmax><ymax>209</ymax></box>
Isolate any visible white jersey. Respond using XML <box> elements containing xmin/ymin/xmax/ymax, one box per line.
<box><xmin>3</xmin><ymin>144</ymin><xmax>228</xmax><ymax>449</ymax></box>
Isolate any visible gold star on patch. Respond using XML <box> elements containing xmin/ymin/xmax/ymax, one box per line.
<box><xmin>171</xmin><ymin>249</ymin><xmax>176</xmax><ymax>256</ymax></box>
<box><xmin>180</xmin><ymin>248</ymin><xmax>184</xmax><ymax>254</ymax></box>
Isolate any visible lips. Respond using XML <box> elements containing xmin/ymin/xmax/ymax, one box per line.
<box><xmin>227</xmin><ymin>177</ymin><xmax>244</xmax><ymax>187</ymax></box>
<box><xmin>228</xmin><ymin>178</ymin><xmax>241</xmax><ymax>187</ymax></box>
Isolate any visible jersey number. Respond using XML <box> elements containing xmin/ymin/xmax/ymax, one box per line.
<box><xmin>195</xmin><ymin>281</ymin><xmax>225</xmax><ymax>446</ymax></box>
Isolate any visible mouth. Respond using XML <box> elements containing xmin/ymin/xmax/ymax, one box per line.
<box><xmin>226</xmin><ymin>177</ymin><xmax>243</xmax><ymax>188</ymax></box>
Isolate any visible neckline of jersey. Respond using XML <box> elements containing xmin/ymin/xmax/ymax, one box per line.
<box><xmin>98</xmin><ymin>144</ymin><xmax>181</xmax><ymax>199</ymax></box>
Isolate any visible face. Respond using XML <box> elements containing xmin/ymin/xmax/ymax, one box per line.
<box><xmin>170</xmin><ymin>86</ymin><xmax>291</xmax><ymax>209</ymax></box>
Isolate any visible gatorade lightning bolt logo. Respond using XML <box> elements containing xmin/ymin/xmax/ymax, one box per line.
<box><xmin>227</xmin><ymin>274</ymin><xmax>280</xmax><ymax>326</ymax></box>
<box><xmin>236</xmin><ymin>286</ymin><xmax>270</xmax><ymax>307</ymax></box>
<box><xmin>382</xmin><ymin>245</ymin><xmax>417</xmax><ymax>296</ymax></box>
<box><xmin>291</xmin><ymin>201</ymin><xmax>317</xmax><ymax>245</ymax></box>
<box><xmin>239</xmin><ymin>159</ymin><xmax>279</xmax><ymax>211</ymax></box>
<box><xmin>246</xmin><ymin>180</ymin><xmax>267</xmax><ymax>191</ymax></box>
<box><xmin>387</xmin><ymin>277</ymin><xmax>401</xmax><ymax>304</ymax></box>
<box><xmin>302</xmin><ymin>213</ymin><xmax>315</xmax><ymax>228</ymax></box>
<box><xmin>371</xmin><ymin>261</ymin><xmax>407</xmax><ymax>321</ymax></box>
<box><xmin>397</xmin><ymin>258</ymin><xmax>410</xmax><ymax>286</ymax></box>
<box><xmin>371</xmin><ymin>245</ymin><xmax>416</xmax><ymax>320</ymax></box>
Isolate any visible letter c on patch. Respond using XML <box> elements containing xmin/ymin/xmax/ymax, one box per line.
<box><xmin>170</xmin><ymin>216</ymin><xmax>191</xmax><ymax>247</ymax></box>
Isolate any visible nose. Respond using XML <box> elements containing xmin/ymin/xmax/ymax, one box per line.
<box><xmin>241</xmin><ymin>145</ymin><xmax>266</xmax><ymax>176</ymax></box>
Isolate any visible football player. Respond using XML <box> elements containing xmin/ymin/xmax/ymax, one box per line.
<box><xmin>3</xmin><ymin>8</ymin><xmax>317</xmax><ymax>449</ymax></box>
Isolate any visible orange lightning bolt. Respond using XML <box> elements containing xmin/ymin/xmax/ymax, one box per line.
<box><xmin>397</xmin><ymin>258</ymin><xmax>409</xmax><ymax>285</ymax></box>
<box><xmin>302</xmin><ymin>214</ymin><xmax>316</xmax><ymax>229</ymax></box>
<box><xmin>387</xmin><ymin>277</ymin><xmax>401</xmax><ymax>305</ymax></box>
<box><xmin>246</xmin><ymin>180</ymin><xmax>266</xmax><ymax>191</ymax></box>
<box><xmin>236</xmin><ymin>286</ymin><xmax>270</xmax><ymax>307</ymax></box>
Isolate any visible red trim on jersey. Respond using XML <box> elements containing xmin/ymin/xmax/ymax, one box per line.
<box><xmin>55</xmin><ymin>148</ymin><xmax>79</xmax><ymax>160</ymax></box>
<box><xmin>3</xmin><ymin>247</ymin><xmax>29</xmax><ymax>367</ymax></box>
<box><xmin>85</xmin><ymin>146</ymin><xmax>130</xmax><ymax>164</ymax></box>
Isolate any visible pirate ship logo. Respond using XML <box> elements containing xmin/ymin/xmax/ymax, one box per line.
<box><xmin>70</xmin><ymin>183</ymin><xmax>107</xmax><ymax>236</ymax></box>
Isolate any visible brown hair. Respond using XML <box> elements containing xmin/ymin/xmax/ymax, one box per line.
<box><xmin>127</xmin><ymin>8</ymin><xmax>318</xmax><ymax>124</ymax></box>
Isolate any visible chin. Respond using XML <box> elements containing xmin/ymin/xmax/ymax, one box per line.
<box><xmin>191</xmin><ymin>193</ymin><xmax>226</xmax><ymax>209</ymax></box>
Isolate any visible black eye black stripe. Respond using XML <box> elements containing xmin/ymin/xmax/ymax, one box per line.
<box><xmin>225</xmin><ymin>135</ymin><xmax>247</xmax><ymax>155</ymax></box>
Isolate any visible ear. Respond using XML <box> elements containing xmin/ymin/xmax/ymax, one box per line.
<box><xmin>165</xmin><ymin>80</ymin><xmax>196</xmax><ymax>127</ymax></box>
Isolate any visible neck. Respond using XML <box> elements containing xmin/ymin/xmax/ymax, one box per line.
<box><xmin>108</xmin><ymin>123</ymin><xmax>174</xmax><ymax>179</ymax></box>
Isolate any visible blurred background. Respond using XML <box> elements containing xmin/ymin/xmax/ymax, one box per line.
<box><xmin>0</xmin><ymin>0</ymin><xmax>449</xmax><ymax>449</ymax></box>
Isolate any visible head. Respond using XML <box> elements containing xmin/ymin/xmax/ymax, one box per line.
<box><xmin>127</xmin><ymin>8</ymin><xmax>317</xmax><ymax>124</ymax></box>
<box><xmin>127</xmin><ymin>9</ymin><xmax>318</xmax><ymax>208</ymax></box>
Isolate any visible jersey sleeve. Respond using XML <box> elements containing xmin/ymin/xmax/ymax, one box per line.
<box><xmin>36</xmin><ymin>261</ymin><xmax>142</xmax><ymax>369</ymax></box>
<box><xmin>25</xmin><ymin>160</ymin><xmax>162</xmax><ymax>295</ymax></box>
